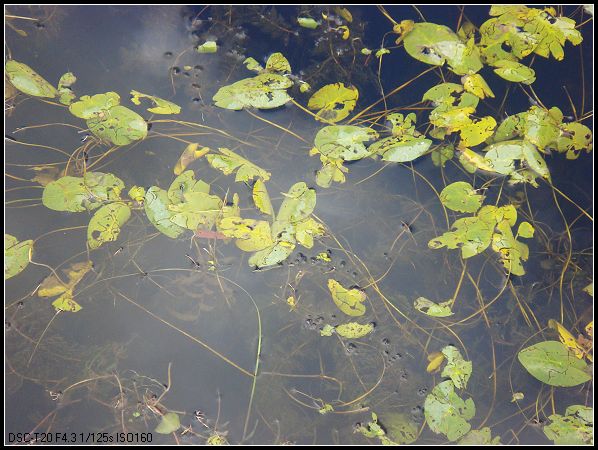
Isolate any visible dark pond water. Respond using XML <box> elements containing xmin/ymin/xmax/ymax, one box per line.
<box><xmin>5</xmin><ymin>5</ymin><xmax>593</xmax><ymax>445</ymax></box>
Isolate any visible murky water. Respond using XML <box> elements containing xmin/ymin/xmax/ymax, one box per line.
<box><xmin>5</xmin><ymin>6</ymin><xmax>593</xmax><ymax>445</ymax></box>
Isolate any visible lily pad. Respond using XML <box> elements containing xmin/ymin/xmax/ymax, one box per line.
<box><xmin>5</xmin><ymin>60</ymin><xmax>58</xmax><ymax>98</ymax></box>
<box><xmin>492</xmin><ymin>60</ymin><xmax>536</xmax><ymax>84</ymax></box>
<box><xmin>328</xmin><ymin>279</ymin><xmax>367</xmax><ymax>316</ymax></box>
<box><xmin>518</xmin><ymin>340</ymin><xmax>592</xmax><ymax>387</ymax></box>
<box><xmin>335</xmin><ymin>322</ymin><xmax>374</xmax><ymax>338</ymax></box>
<box><xmin>155</xmin><ymin>412</ymin><xmax>181</xmax><ymax>434</ymax></box>
<box><xmin>197</xmin><ymin>40</ymin><xmax>218</xmax><ymax>53</ymax></box>
<box><xmin>439</xmin><ymin>181</ymin><xmax>484</xmax><ymax>213</ymax></box>
<box><xmin>544</xmin><ymin>405</ymin><xmax>593</xmax><ymax>445</ymax></box>
<box><xmin>265</xmin><ymin>52</ymin><xmax>291</xmax><ymax>74</ymax></box>
<box><xmin>424</xmin><ymin>380</ymin><xmax>476</xmax><ymax>442</ymax></box>
<box><xmin>42</xmin><ymin>172</ymin><xmax>125</xmax><ymax>212</ymax></box>
<box><xmin>206</xmin><ymin>148</ymin><xmax>271</xmax><ymax>182</ymax></box>
<box><xmin>218</xmin><ymin>217</ymin><xmax>273</xmax><ymax>252</ymax></box>
<box><xmin>213</xmin><ymin>73</ymin><xmax>293</xmax><ymax>110</ymax></box>
<box><xmin>130</xmin><ymin>90</ymin><xmax>181</xmax><ymax>115</ymax></box>
<box><xmin>252</xmin><ymin>179</ymin><xmax>274</xmax><ymax>216</ymax></box>
<box><xmin>441</xmin><ymin>346</ymin><xmax>472</xmax><ymax>389</ymax></box>
<box><xmin>144</xmin><ymin>186</ymin><xmax>185</xmax><ymax>239</ymax></box>
<box><xmin>298</xmin><ymin>17</ymin><xmax>319</xmax><ymax>29</ymax></box>
<box><xmin>414</xmin><ymin>297</ymin><xmax>454</xmax><ymax>317</ymax></box>
<box><xmin>5</xmin><ymin>234</ymin><xmax>33</xmax><ymax>280</ymax></box>
<box><xmin>87</xmin><ymin>202</ymin><xmax>131</xmax><ymax>250</ymax></box>
<box><xmin>458</xmin><ymin>427</ymin><xmax>501</xmax><ymax>444</ymax></box>
<box><xmin>275</xmin><ymin>182</ymin><xmax>316</xmax><ymax>225</ymax></box>
<box><xmin>313</xmin><ymin>125</ymin><xmax>378</xmax><ymax>161</ymax></box>
<box><xmin>87</xmin><ymin>105</ymin><xmax>148</xmax><ymax>146</ymax></box>
<box><xmin>307</xmin><ymin>83</ymin><xmax>359</xmax><ymax>123</ymax></box>
<box><xmin>248</xmin><ymin>242</ymin><xmax>295</xmax><ymax>268</ymax></box>
<box><xmin>69</xmin><ymin>92</ymin><xmax>120</xmax><ymax>119</ymax></box>
<box><xmin>174</xmin><ymin>143</ymin><xmax>210</xmax><ymax>175</ymax></box>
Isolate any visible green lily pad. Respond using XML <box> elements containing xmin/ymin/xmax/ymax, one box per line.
<box><xmin>218</xmin><ymin>217</ymin><xmax>273</xmax><ymax>252</ymax></box>
<box><xmin>371</xmin><ymin>135</ymin><xmax>432</xmax><ymax>162</ymax></box>
<box><xmin>130</xmin><ymin>90</ymin><xmax>181</xmax><ymax>115</ymax></box>
<box><xmin>428</xmin><ymin>215</ymin><xmax>494</xmax><ymax>259</ymax></box>
<box><xmin>557</xmin><ymin>122</ymin><xmax>593</xmax><ymax>159</ymax></box>
<box><xmin>69</xmin><ymin>92</ymin><xmax>121</xmax><ymax>119</ymax></box>
<box><xmin>458</xmin><ymin>427</ymin><xmax>501</xmax><ymax>445</ymax></box>
<box><xmin>382</xmin><ymin>413</ymin><xmax>419</xmax><ymax>444</ymax></box>
<box><xmin>424</xmin><ymin>380</ymin><xmax>476</xmax><ymax>442</ymax></box>
<box><xmin>414</xmin><ymin>297</ymin><xmax>454</xmax><ymax>317</ymax></box>
<box><xmin>441</xmin><ymin>346</ymin><xmax>472</xmax><ymax>389</ymax></box>
<box><xmin>206</xmin><ymin>148</ymin><xmax>271</xmax><ymax>182</ymax></box>
<box><xmin>5</xmin><ymin>60</ymin><xmax>58</xmax><ymax>98</ymax></box>
<box><xmin>492</xmin><ymin>60</ymin><xmax>536</xmax><ymax>84</ymax></box>
<box><xmin>440</xmin><ymin>181</ymin><xmax>485</xmax><ymax>213</ymax></box>
<box><xmin>252</xmin><ymin>179</ymin><xmax>274</xmax><ymax>216</ymax></box>
<box><xmin>307</xmin><ymin>83</ymin><xmax>359</xmax><ymax>123</ymax></box>
<box><xmin>144</xmin><ymin>186</ymin><xmax>185</xmax><ymax>239</ymax></box>
<box><xmin>213</xmin><ymin>73</ymin><xmax>293</xmax><ymax>110</ymax></box>
<box><xmin>57</xmin><ymin>72</ymin><xmax>77</xmax><ymax>105</ymax></box>
<box><xmin>275</xmin><ymin>182</ymin><xmax>316</xmax><ymax>225</ymax></box>
<box><xmin>328</xmin><ymin>279</ymin><xmax>367</xmax><ymax>316</ymax></box>
<box><xmin>518</xmin><ymin>340</ymin><xmax>592</xmax><ymax>387</ymax></box>
<box><xmin>87</xmin><ymin>105</ymin><xmax>148</xmax><ymax>146</ymax></box>
<box><xmin>5</xmin><ymin>234</ymin><xmax>33</xmax><ymax>280</ymax></box>
<box><xmin>313</xmin><ymin>125</ymin><xmax>378</xmax><ymax>161</ymax></box>
<box><xmin>42</xmin><ymin>172</ymin><xmax>125</xmax><ymax>212</ymax></box>
<box><xmin>403</xmin><ymin>23</ymin><xmax>482</xmax><ymax>75</ymax></box>
<box><xmin>155</xmin><ymin>412</ymin><xmax>181</xmax><ymax>434</ymax></box>
<box><xmin>87</xmin><ymin>202</ymin><xmax>131</xmax><ymax>250</ymax></box>
<box><xmin>544</xmin><ymin>405</ymin><xmax>593</xmax><ymax>445</ymax></box>
<box><xmin>265</xmin><ymin>53</ymin><xmax>291</xmax><ymax>74</ymax></box>
<box><xmin>248</xmin><ymin>242</ymin><xmax>295</xmax><ymax>268</ymax></box>
<box><xmin>335</xmin><ymin>322</ymin><xmax>374</xmax><ymax>338</ymax></box>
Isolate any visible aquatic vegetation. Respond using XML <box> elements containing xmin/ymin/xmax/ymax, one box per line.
<box><xmin>4</xmin><ymin>4</ymin><xmax>593</xmax><ymax>445</ymax></box>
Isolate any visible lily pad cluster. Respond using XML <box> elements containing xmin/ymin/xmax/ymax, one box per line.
<box><xmin>489</xmin><ymin>105</ymin><xmax>593</xmax><ymax>160</ymax></box>
<box><xmin>543</xmin><ymin>404</ymin><xmax>593</xmax><ymax>445</ymax></box>
<box><xmin>69</xmin><ymin>92</ymin><xmax>148</xmax><ymax>145</ymax></box>
<box><xmin>37</xmin><ymin>260</ymin><xmax>93</xmax><ymax>312</ymax></box>
<box><xmin>219</xmin><ymin>182</ymin><xmax>324</xmax><ymax>268</ymax></box>
<box><xmin>430</xmin><ymin>182</ymin><xmax>535</xmax><ymax>276</ymax></box>
<box><xmin>424</xmin><ymin>345</ymin><xmax>476</xmax><ymax>441</ymax></box>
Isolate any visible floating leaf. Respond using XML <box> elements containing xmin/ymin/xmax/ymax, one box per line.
<box><xmin>315</xmin><ymin>158</ymin><xmax>347</xmax><ymax>188</ymax></box>
<box><xmin>428</xmin><ymin>215</ymin><xmax>495</xmax><ymax>259</ymax></box>
<box><xmin>518</xmin><ymin>340</ymin><xmax>591</xmax><ymax>387</ymax></box>
<box><xmin>218</xmin><ymin>217</ymin><xmax>273</xmax><ymax>252</ymax></box>
<box><xmin>491</xmin><ymin>219</ymin><xmax>529</xmax><ymax>276</ymax></box>
<box><xmin>69</xmin><ymin>92</ymin><xmax>120</xmax><ymax>119</ymax></box>
<box><xmin>544</xmin><ymin>405</ymin><xmax>593</xmax><ymax>445</ymax></box>
<box><xmin>320</xmin><ymin>324</ymin><xmax>335</xmax><ymax>336</ymax></box>
<box><xmin>42</xmin><ymin>172</ymin><xmax>125</xmax><ymax>212</ymax></box>
<box><xmin>275</xmin><ymin>182</ymin><xmax>316</xmax><ymax>225</ymax></box>
<box><xmin>213</xmin><ymin>73</ymin><xmax>293</xmax><ymax>110</ymax></box>
<box><xmin>328</xmin><ymin>279</ymin><xmax>367</xmax><ymax>316</ymax></box>
<box><xmin>424</xmin><ymin>380</ymin><xmax>476</xmax><ymax>441</ymax></box>
<box><xmin>206</xmin><ymin>148</ymin><xmax>271</xmax><ymax>182</ymax></box>
<box><xmin>248</xmin><ymin>242</ymin><xmax>295</xmax><ymax>268</ymax></box>
<box><xmin>431</xmin><ymin>144</ymin><xmax>454</xmax><ymax>167</ymax></box>
<box><xmin>414</xmin><ymin>297</ymin><xmax>454</xmax><ymax>317</ymax></box>
<box><xmin>517</xmin><ymin>221</ymin><xmax>534</xmax><ymax>238</ymax></box>
<box><xmin>130</xmin><ymin>90</ymin><xmax>181</xmax><ymax>115</ymax></box>
<box><xmin>155</xmin><ymin>412</ymin><xmax>181</xmax><ymax>434</ymax></box>
<box><xmin>440</xmin><ymin>181</ymin><xmax>485</xmax><ymax>213</ymax></box>
<box><xmin>548</xmin><ymin>319</ymin><xmax>586</xmax><ymax>359</ymax></box>
<box><xmin>265</xmin><ymin>52</ymin><xmax>291</xmax><ymax>74</ymax></box>
<box><xmin>458</xmin><ymin>427</ymin><xmax>501</xmax><ymax>445</ymax></box>
<box><xmin>383</xmin><ymin>413</ymin><xmax>418</xmax><ymax>445</ymax></box>
<box><xmin>492</xmin><ymin>60</ymin><xmax>536</xmax><ymax>84</ymax></box>
<box><xmin>57</xmin><ymin>72</ymin><xmax>77</xmax><ymax>105</ymax></box>
<box><xmin>459</xmin><ymin>116</ymin><xmax>497</xmax><ymax>147</ymax></box>
<box><xmin>144</xmin><ymin>186</ymin><xmax>185</xmax><ymax>238</ymax></box>
<box><xmin>52</xmin><ymin>290</ymin><xmax>82</xmax><ymax>312</ymax></box>
<box><xmin>243</xmin><ymin>57</ymin><xmax>263</xmax><ymax>72</ymax></box>
<box><xmin>87</xmin><ymin>105</ymin><xmax>148</xmax><ymax>146</ymax></box>
<box><xmin>307</xmin><ymin>83</ymin><xmax>358</xmax><ymax>123</ymax></box>
<box><xmin>441</xmin><ymin>346</ymin><xmax>472</xmax><ymax>389</ymax></box>
<box><xmin>120</xmin><ymin>187</ymin><xmax>141</xmax><ymax>206</ymax></box>
<box><xmin>295</xmin><ymin>217</ymin><xmax>325</xmax><ymax>248</ymax></box>
<box><xmin>5</xmin><ymin>234</ymin><xmax>33</xmax><ymax>280</ymax></box>
<box><xmin>375</xmin><ymin>48</ymin><xmax>390</xmax><ymax>58</ymax></box>
<box><xmin>5</xmin><ymin>60</ymin><xmax>57</xmax><ymax>98</ymax></box>
<box><xmin>252</xmin><ymin>179</ymin><xmax>273</xmax><ymax>216</ymax></box>
<box><xmin>461</xmin><ymin>73</ymin><xmax>494</xmax><ymax>99</ymax></box>
<box><xmin>557</xmin><ymin>122</ymin><xmax>593</xmax><ymax>159</ymax></box>
<box><xmin>206</xmin><ymin>434</ymin><xmax>228</xmax><ymax>445</ymax></box>
<box><xmin>197</xmin><ymin>40</ymin><xmax>218</xmax><ymax>53</ymax></box>
<box><xmin>318</xmin><ymin>403</ymin><xmax>334</xmax><ymax>414</ymax></box>
<box><xmin>297</xmin><ymin>17</ymin><xmax>319</xmax><ymax>29</ymax></box>
<box><xmin>402</xmin><ymin>23</ymin><xmax>482</xmax><ymax>75</ymax></box>
<box><xmin>427</xmin><ymin>352</ymin><xmax>446</xmax><ymax>373</ymax></box>
<box><xmin>371</xmin><ymin>135</ymin><xmax>432</xmax><ymax>162</ymax></box>
<box><xmin>174</xmin><ymin>143</ymin><xmax>210</xmax><ymax>175</ymax></box>
<box><xmin>313</xmin><ymin>125</ymin><xmax>378</xmax><ymax>161</ymax></box>
<box><xmin>336</xmin><ymin>322</ymin><xmax>374</xmax><ymax>338</ymax></box>
<box><xmin>87</xmin><ymin>202</ymin><xmax>131</xmax><ymax>250</ymax></box>
<box><xmin>511</xmin><ymin>392</ymin><xmax>525</xmax><ymax>402</ymax></box>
